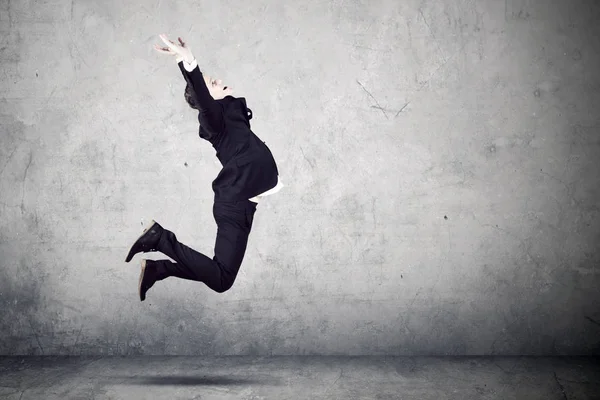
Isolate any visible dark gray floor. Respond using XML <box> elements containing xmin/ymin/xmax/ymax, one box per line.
<box><xmin>0</xmin><ymin>356</ymin><xmax>598</xmax><ymax>399</ymax></box>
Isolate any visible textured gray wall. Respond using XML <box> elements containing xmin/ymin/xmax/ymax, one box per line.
<box><xmin>1</xmin><ymin>0</ymin><xmax>599</xmax><ymax>356</ymax></box>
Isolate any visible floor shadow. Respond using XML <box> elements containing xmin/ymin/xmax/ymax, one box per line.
<box><xmin>106</xmin><ymin>375</ymin><xmax>280</xmax><ymax>386</ymax></box>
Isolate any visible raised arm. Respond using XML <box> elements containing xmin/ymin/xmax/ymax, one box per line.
<box><xmin>155</xmin><ymin>34</ymin><xmax>224</xmax><ymax>134</ymax></box>
<box><xmin>177</xmin><ymin>59</ymin><xmax>225</xmax><ymax>134</ymax></box>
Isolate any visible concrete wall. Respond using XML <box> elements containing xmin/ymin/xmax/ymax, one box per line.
<box><xmin>1</xmin><ymin>0</ymin><xmax>599</xmax><ymax>356</ymax></box>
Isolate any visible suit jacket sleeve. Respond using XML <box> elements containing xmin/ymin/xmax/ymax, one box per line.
<box><xmin>178</xmin><ymin>61</ymin><xmax>225</xmax><ymax>134</ymax></box>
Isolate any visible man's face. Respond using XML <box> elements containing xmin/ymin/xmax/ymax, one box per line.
<box><xmin>203</xmin><ymin>75</ymin><xmax>234</xmax><ymax>100</ymax></box>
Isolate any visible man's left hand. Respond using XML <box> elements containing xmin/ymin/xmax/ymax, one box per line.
<box><xmin>154</xmin><ymin>34</ymin><xmax>195</xmax><ymax>64</ymax></box>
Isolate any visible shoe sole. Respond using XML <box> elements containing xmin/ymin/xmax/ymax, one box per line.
<box><xmin>139</xmin><ymin>259</ymin><xmax>147</xmax><ymax>301</ymax></box>
<box><xmin>125</xmin><ymin>220</ymin><xmax>157</xmax><ymax>262</ymax></box>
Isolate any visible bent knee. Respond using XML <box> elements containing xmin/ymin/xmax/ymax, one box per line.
<box><xmin>215</xmin><ymin>280</ymin><xmax>234</xmax><ymax>293</ymax></box>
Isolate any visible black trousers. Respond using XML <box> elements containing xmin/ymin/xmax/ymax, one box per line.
<box><xmin>153</xmin><ymin>200</ymin><xmax>257</xmax><ymax>293</ymax></box>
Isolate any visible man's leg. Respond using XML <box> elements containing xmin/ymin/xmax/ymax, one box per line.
<box><xmin>152</xmin><ymin>200</ymin><xmax>257</xmax><ymax>293</ymax></box>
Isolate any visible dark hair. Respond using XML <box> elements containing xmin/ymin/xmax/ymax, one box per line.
<box><xmin>184</xmin><ymin>84</ymin><xmax>200</xmax><ymax>110</ymax></box>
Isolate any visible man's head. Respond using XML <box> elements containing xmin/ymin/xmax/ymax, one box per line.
<box><xmin>184</xmin><ymin>75</ymin><xmax>234</xmax><ymax>109</ymax></box>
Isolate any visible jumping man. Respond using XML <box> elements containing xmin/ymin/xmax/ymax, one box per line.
<box><xmin>125</xmin><ymin>34</ymin><xmax>283</xmax><ymax>301</ymax></box>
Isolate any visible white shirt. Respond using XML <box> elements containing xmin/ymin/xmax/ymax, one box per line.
<box><xmin>249</xmin><ymin>179</ymin><xmax>284</xmax><ymax>203</ymax></box>
<box><xmin>179</xmin><ymin>58</ymin><xmax>284</xmax><ymax>203</ymax></box>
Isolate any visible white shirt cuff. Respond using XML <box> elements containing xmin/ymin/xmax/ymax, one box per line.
<box><xmin>179</xmin><ymin>58</ymin><xmax>198</xmax><ymax>72</ymax></box>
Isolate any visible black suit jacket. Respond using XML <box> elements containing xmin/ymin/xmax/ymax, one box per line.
<box><xmin>178</xmin><ymin>61</ymin><xmax>279</xmax><ymax>203</ymax></box>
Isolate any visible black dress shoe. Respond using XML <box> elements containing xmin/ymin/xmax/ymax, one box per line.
<box><xmin>139</xmin><ymin>259</ymin><xmax>158</xmax><ymax>301</ymax></box>
<box><xmin>125</xmin><ymin>220</ymin><xmax>163</xmax><ymax>263</ymax></box>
